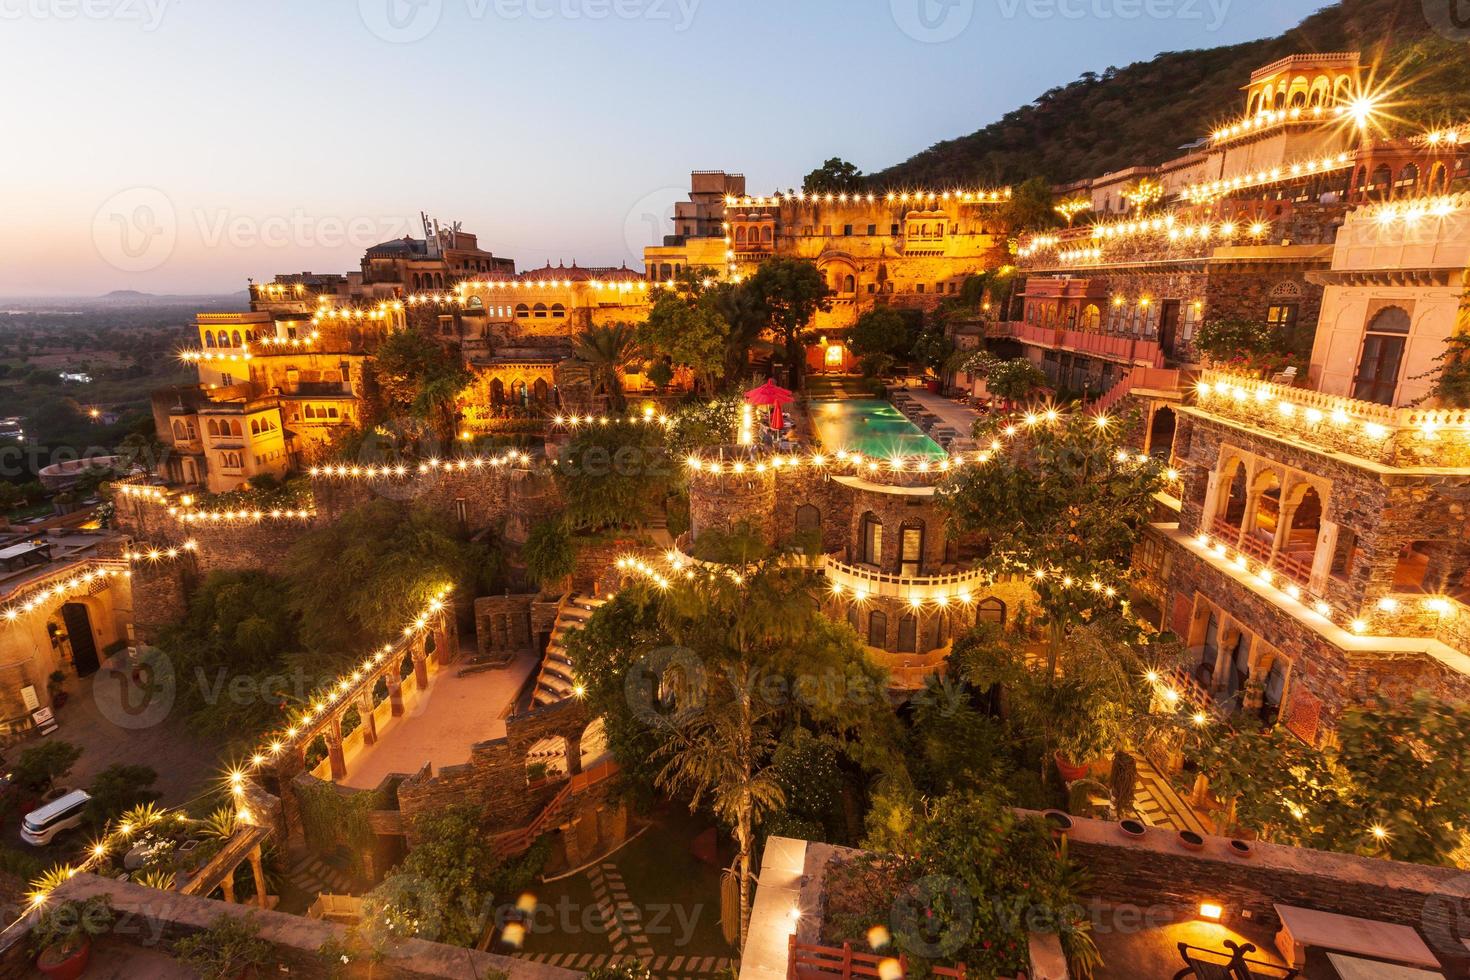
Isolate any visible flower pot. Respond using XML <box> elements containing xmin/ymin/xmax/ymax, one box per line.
<box><xmin>1042</xmin><ymin>810</ymin><xmax>1073</xmax><ymax>834</ymax></box>
<box><xmin>1177</xmin><ymin>830</ymin><xmax>1205</xmax><ymax>852</ymax></box>
<box><xmin>37</xmin><ymin>939</ymin><xmax>91</xmax><ymax>980</ymax></box>
<box><xmin>1118</xmin><ymin>819</ymin><xmax>1146</xmax><ymax>840</ymax></box>
<box><xmin>1054</xmin><ymin>752</ymin><xmax>1090</xmax><ymax>782</ymax></box>
<box><xmin>1228</xmin><ymin>839</ymin><xmax>1253</xmax><ymax>859</ymax></box>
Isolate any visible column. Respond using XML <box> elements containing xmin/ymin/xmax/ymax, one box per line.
<box><xmin>1270</xmin><ymin>500</ymin><xmax>1298</xmax><ymax>566</ymax></box>
<box><xmin>326</xmin><ymin>719</ymin><xmax>346</xmax><ymax>782</ymax></box>
<box><xmin>220</xmin><ymin>875</ymin><xmax>236</xmax><ymax>904</ymax></box>
<box><xmin>358</xmin><ymin>693</ymin><xmax>378</xmax><ymax>746</ymax></box>
<box><xmin>249</xmin><ymin>845</ymin><xmax>269</xmax><ymax>909</ymax></box>
<box><xmin>413</xmin><ymin>648</ymin><xmax>429</xmax><ymax>689</ymax></box>
<box><xmin>388</xmin><ymin>670</ymin><xmax>404</xmax><ymax>717</ymax></box>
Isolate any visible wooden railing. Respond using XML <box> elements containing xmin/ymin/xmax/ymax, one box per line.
<box><xmin>490</xmin><ymin>758</ymin><xmax>619</xmax><ymax>858</ymax></box>
<box><xmin>789</xmin><ymin>937</ymin><xmax>977</xmax><ymax>980</ymax></box>
<box><xmin>1209</xmin><ymin>518</ymin><xmax>1312</xmax><ymax>586</ymax></box>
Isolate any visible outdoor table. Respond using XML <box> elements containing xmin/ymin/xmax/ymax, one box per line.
<box><xmin>1274</xmin><ymin>904</ymin><xmax>1440</xmax><ymax>972</ymax></box>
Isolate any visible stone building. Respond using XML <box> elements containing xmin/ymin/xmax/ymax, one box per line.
<box><xmin>1138</xmin><ymin>193</ymin><xmax>1470</xmax><ymax>743</ymax></box>
<box><xmin>680</xmin><ymin>450</ymin><xmax>1032</xmax><ymax>688</ymax></box>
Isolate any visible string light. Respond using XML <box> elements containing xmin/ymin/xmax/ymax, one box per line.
<box><xmin>2</xmin><ymin>564</ymin><xmax>128</xmax><ymax>626</ymax></box>
<box><xmin>1181</xmin><ymin>152</ymin><xmax>1353</xmax><ymax>203</ymax></box>
<box><xmin>723</xmin><ymin>188</ymin><xmax>1011</xmax><ymax>208</ymax></box>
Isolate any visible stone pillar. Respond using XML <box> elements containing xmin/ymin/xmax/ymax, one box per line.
<box><xmin>413</xmin><ymin>650</ymin><xmax>429</xmax><ymax>689</ymax></box>
<box><xmin>1270</xmin><ymin>501</ymin><xmax>1297</xmax><ymax>565</ymax></box>
<box><xmin>358</xmin><ymin>693</ymin><xmax>378</xmax><ymax>746</ymax></box>
<box><xmin>249</xmin><ymin>845</ymin><xmax>269</xmax><ymax>909</ymax></box>
<box><xmin>326</xmin><ymin>721</ymin><xmax>347</xmax><ymax>782</ymax></box>
<box><xmin>388</xmin><ymin>671</ymin><xmax>404</xmax><ymax>717</ymax></box>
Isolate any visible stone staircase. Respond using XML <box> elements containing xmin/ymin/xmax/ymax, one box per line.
<box><xmin>532</xmin><ymin>593</ymin><xmax>606</xmax><ymax>706</ymax></box>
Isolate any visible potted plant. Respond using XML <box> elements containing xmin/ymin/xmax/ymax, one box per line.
<box><xmin>174</xmin><ymin>911</ymin><xmax>272</xmax><ymax>979</ymax></box>
<box><xmin>33</xmin><ymin>894</ymin><xmax>114</xmax><ymax>980</ymax></box>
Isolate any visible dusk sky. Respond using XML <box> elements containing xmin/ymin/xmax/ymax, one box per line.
<box><xmin>3</xmin><ymin>0</ymin><xmax>1327</xmax><ymax>297</ymax></box>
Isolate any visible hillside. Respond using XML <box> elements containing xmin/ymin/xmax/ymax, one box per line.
<box><xmin>876</xmin><ymin>0</ymin><xmax>1470</xmax><ymax>188</ymax></box>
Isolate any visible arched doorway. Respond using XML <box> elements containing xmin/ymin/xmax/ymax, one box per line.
<box><xmin>1148</xmin><ymin>406</ymin><xmax>1176</xmax><ymax>460</ymax></box>
<box><xmin>60</xmin><ymin>603</ymin><xmax>100</xmax><ymax>677</ymax></box>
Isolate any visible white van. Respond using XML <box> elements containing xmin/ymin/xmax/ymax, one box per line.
<box><xmin>21</xmin><ymin>789</ymin><xmax>90</xmax><ymax>846</ymax></box>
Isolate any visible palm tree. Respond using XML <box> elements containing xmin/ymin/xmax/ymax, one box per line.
<box><xmin>564</xmin><ymin>324</ymin><xmax>641</xmax><ymax>411</ymax></box>
<box><xmin>653</xmin><ymin>676</ymin><xmax>785</xmax><ymax>950</ymax></box>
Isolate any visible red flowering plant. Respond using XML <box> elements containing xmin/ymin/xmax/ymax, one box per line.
<box><xmin>823</xmin><ymin>792</ymin><xmax>1099</xmax><ymax>979</ymax></box>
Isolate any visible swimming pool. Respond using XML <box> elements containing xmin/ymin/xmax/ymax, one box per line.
<box><xmin>810</xmin><ymin>399</ymin><xmax>946</xmax><ymax>459</ymax></box>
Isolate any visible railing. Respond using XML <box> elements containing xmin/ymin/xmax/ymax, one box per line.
<box><xmin>491</xmin><ymin>758</ymin><xmax>619</xmax><ymax>858</ymax></box>
<box><xmin>992</xmin><ymin>321</ymin><xmax>1165</xmax><ymax>367</ymax></box>
<box><xmin>824</xmin><ymin>555</ymin><xmax>991</xmax><ymax>598</ymax></box>
<box><xmin>789</xmin><ymin>937</ymin><xmax>974</xmax><ymax>980</ymax></box>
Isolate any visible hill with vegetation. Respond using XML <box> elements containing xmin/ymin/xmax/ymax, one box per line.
<box><xmin>873</xmin><ymin>0</ymin><xmax>1470</xmax><ymax>188</ymax></box>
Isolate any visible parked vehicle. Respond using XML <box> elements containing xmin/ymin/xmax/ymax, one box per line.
<box><xmin>21</xmin><ymin>789</ymin><xmax>90</xmax><ymax>846</ymax></box>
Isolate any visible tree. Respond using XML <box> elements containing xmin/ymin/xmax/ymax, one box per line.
<box><xmin>640</xmin><ymin>560</ymin><xmax>899</xmax><ymax>948</ymax></box>
<box><xmin>983</xmin><ymin>358</ymin><xmax>1048</xmax><ymax>403</ymax></box>
<box><xmin>372</xmin><ymin>329</ymin><xmax>473</xmax><ymax>448</ymax></box>
<box><xmin>360</xmin><ymin>804</ymin><xmax>501</xmax><ymax>948</ymax></box>
<box><xmin>911</xmin><ymin>329</ymin><xmax>956</xmax><ymax>378</ymax></box>
<box><xmin>802</xmin><ymin>158</ymin><xmax>865</xmax><ymax>195</ymax></box>
<box><xmin>553</xmin><ymin>421</ymin><xmax>670</xmax><ymax>532</ymax></box>
<box><xmin>848</xmin><ymin>307</ymin><xmax>914</xmax><ymax>376</ymax></box>
<box><xmin>12</xmin><ymin>741</ymin><xmax>82</xmax><ymax>795</ymax></box>
<box><xmin>747</xmin><ymin>258</ymin><xmax>832</xmax><ymax>389</ymax></box>
<box><xmin>85</xmin><ymin>764</ymin><xmax>161</xmax><ymax>827</ymax></box>
<box><xmin>637</xmin><ymin>293</ymin><xmax>731</xmax><ymax>394</ymax></box>
<box><xmin>563</xmin><ymin>323</ymin><xmax>642</xmax><ymax>411</ymax></box>
<box><xmin>286</xmin><ymin>500</ymin><xmax>471</xmax><ymax>665</ymax></box>
<box><xmin>521</xmin><ymin>519</ymin><xmax>577</xmax><ymax>593</ymax></box>
<box><xmin>941</xmin><ymin>410</ymin><xmax>1163</xmax><ymax>674</ymax></box>
<box><xmin>707</xmin><ymin>279</ymin><xmax>772</xmax><ymax>385</ymax></box>
<box><xmin>1200</xmin><ymin>695</ymin><xmax>1470</xmax><ymax>865</ymax></box>
<box><xmin>996</xmin><ymin>176</ymin><xmax>1060</xmax><ymax>234</ymax></box>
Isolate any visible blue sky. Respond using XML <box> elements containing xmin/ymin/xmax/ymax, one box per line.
<box><xmin>0</xmin><ymin>0</ymin><xmax>1327</xmax><ymax>295</ymax></box>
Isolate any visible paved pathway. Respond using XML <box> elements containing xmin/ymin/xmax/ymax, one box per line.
<box><xmin>340</xmin><ymin>651</ymin><xmax>536</xmax><ymax>790</ymax></box>
<box><xmin>895</xmin><ymin>388</ymin><xmax>984</xmax><ymax>439</ymax></box>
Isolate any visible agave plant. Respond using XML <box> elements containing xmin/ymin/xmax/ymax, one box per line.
<box><xmin>201</xmin><ymin>805</ymin><xmax>238</xmax><ymax>841</ymax></box>
<box><xmin>28</xmin><ymin>864</ymin><xmax>76</xmax><ymax>904</ymax></box>
<box><xmin>136</xmin><ymin>868</ymin><xmax>176</xmax><ymax>891</ymax></box>
<box><xmin>117</xmin><ymin>802</ymin><xmax>165</xmax><ymax>833</ymax></box>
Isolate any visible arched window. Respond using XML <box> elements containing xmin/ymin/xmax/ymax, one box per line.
<box><xmin>490</xmin><ymin>379</ymin><xmax>505</xmax><ymax>405</ymax></box>
<box><xmin>1248</xmin><ymin>93</ymin><xmax>1261</xmax><ymax>115</ymax></box>
<box><xmin>795</xmin><ymin>504</ymin><xmax>821</xmax><ymax>535</ymax></box>
<box><xmin>412</xmin><ymin>274</ymin><xmax>421</xmax><ymax>290</ymax></box>
<box><xmin>533</xmin><ymin>378</ymin><xmax>549</xmax><ymax>403</ymax></box>
<box><xmin>1081</xmin><ymin>304</ymin><xmax>1101</xmax><ymax>332</ymax></box>
<box><xmin>434</xmin><ymin>273</ymin><xmax>444</xmax><ymax>289</ymax></box>
<box><xmin>1395</xmin><ymin>163</ymin><xmax>1420</xmax><ymax>196</ymax></box>
<box><xmin>859</xmin><ymin>513</ymin><xmax>883</xmax><ymax>566</ymax></box>
<box><xmin>515</xmin><ymin>304</ymin><xmax>530</xmax><ymax>319</ymax></box>
<box><xmin>229</xmin><ymin>420</ymin><xmax>242</xmax><ymax>437</ymax></box>
<box><xmin>1368</xmin><ymin>165</ymin><xmax>1393</xmax><ymax>198</ymax></box>
<box><xmin>512</xmin><ymin>380</ymin><xmax>528</xmax><ymax>404</ymax></box>
<box><xmin>172</xmin><ymin>420</ymin><xmax>186</xmax><ymax>440</ymax></box>
<box><xmin>533</xmin><ymin>303</ymin><xmax>548</xmax><ymax>319</ymax></box>
<box><xmin>844</xmin><ymin>274</ymin><xmax>856</xmax><ymax>293</ymax></box>
<box><xmin>250</xmin><ymin>419</ymin><xmax>261</xmax><ymax>435</ymax></box>
<box><xmin>551</xmin><ymin>304</ymin><xmax>566</xmax><ymax>319</ymax></box>
<box><xmin>203</xmin><ymin>331</ymin><xmax>215</xmax><ymax>348</ymax></box>
<box><xmin>867</xmin><ymin>610</ymin><xmax>888</xmax><ymax>648</ymax></box>
<box><xmin>897</xmin><ymin>614</ymin><xmax>918</xmax><ymax>653</ymax></box>
<box><xmin>899</xmin><ymin>521</ymin><xmax>924</xmax><ymax>577</ymax></box>
<box><xmin>467</xmin><ymin>296</ymin><xmax>483</xmax><ymax>310</ymax></box>
<box><xmin>976</xmin><ymin>597</ymin><xmax>1006</xmax><ymax>626</ymax></box>
<box><xmin>207</xmin><ymin>419</ymin><xmax>220</xmax><ymax>437</ymax></box>
<box><xmin>1290</xmin><ymin>90</ymin><xmax>1307</xmax><ymax>108</ymax></box>
<box><xmin>762</xmin><ymin>226</ymin><xmax>772</xmax><ymax>242</ymax></box>
<box><xmin>1353</xmin><ymin>306</ymin><xmax>1411</xmax><ymax>405</ymax></box>
<box><xmin>231</xmin><ymin>331</ymin><xmax>243</xmax><ymax>346</ymax></box>
<box><xmin>735</xmin><ymin>227</ymin><xmax>747</xmax><ymax>243</ymax></box>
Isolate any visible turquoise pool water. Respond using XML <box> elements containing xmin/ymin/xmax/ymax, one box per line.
<box><xmin>810</xmin><ymin>399</ymin><xmax>946</xmax><ymax>459</ymax></box>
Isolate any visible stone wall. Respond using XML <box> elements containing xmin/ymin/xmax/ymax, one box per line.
<box><xmin>0</xmin><ymin>874</ymin><xmax>579</xmax><ymax>980</ymax></box>
<box><xmin>1053</xmin><ymin>813</ymin><xmax>1470</xmax><ymax>971</ymax></box>
<box><xmin>395</xmin><ymin>698</ymin><xmax>596</xmax><ymax>838</ymax></box>
<box><xmin>1177</xmin><ymin>409</ymin><xmax>1470</xmax><ymax>623</ymax></box>
<box><xmin>473</xmin><ymin>594</ymin><xmax>539</xmax><ymax>663</ymax></box>
<box><xmin>1153</xmin><ymin>526</ymin><xmax>1470</xmax><ymax>735</ymax></box>
<box><xmin>311</xmin><ymin>465</ymin><xmax>561</xmax><ymax>537</ymax></box>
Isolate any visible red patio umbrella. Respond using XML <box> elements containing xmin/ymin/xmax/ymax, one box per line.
<box><xmin>745</xmin><ymin>379</ymin><xmax>794</xmax><ymax>431</ymax></box>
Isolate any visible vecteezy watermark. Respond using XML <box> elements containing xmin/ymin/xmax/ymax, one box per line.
<box><xmin>890</xmin><ymin>0</ymin><xmax>975</xmax><ymax>43</ymax></box>
<box><xmin>358</xmin><ymin>0</ymin><xmax>700</xmax><ymax>44</ymax></box>
<box><xmin>624</xmin><ymin>186</ymin><xmax>685</xmax><ymax>269</ymax></box>
<box><xmin>0</xmin><ymin>0</ymin><xmax>171</xmax><ymax>31</ymax></box>
<box><xmin>993</xmin><ymin>0</ymin><xmax>1231</xmax><ymax>30</ymax></box>
<box><xmin>93</xmin><ymin>644</ymin><xmax>176</xmax><ymax>731</ymax></box>
<box><xmin>93</xmin><ymin>187</ymin><xmax>177</xmax><ymax>275</ymax></box>
<box><xmin>1423</xmin><ymin>0</ymin><xmax>1470</xmax><ymax>42</ymax></box>
<box><xmin>91</xmin><ymin>187</ymin><xmax>415</xmax><ymax>274</ymax></box>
